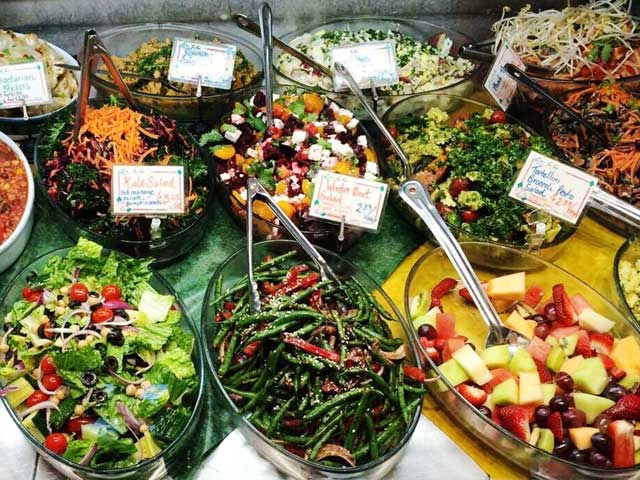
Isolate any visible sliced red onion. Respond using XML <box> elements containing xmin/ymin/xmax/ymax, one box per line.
<box><xmin>79</xmin><ymin>443</ymin><xmax>97</xmax><ymax>466</ymax></box>
<box><xmin>315</xmin><ymin>444</ymin><xmax>355</xmax><ymax>466</ymax></box>
<box><xmin>96</xmin><ymin>319</ymin><xmax>135</xmax><ymax>327</ymax></box>
<box><xmin>82</xmin><ymin>388</ymin><xmax>94</xmax><ymax>406</ymax></box>
<box><xmin>0</xmin><ymin>386</ymin><xmax>18</xmax><ymax>396</ymax></box>
<box><xmin>121</xmin><ymin>326</ymin><xmax>139</xmax><ymax>333</ymax></box>
<box><xmin>37</xmin><ymin>291</ymin><xmax>45</xmax><ymax>306</ymax></box>
<box><xmin>59</xmin><ymin>309</ymin><xmax>91</xmax><ymax>344</ymax></box>
<box><xmin>116</xmin><ymin>400</ymin><xmax>142</xmax><ymax>433</ymax></box>
<box><xmin>20</xmin><ymin>401</ymin><xmax>60</xmax><ymax>418</ymax></box>
<box><xmin>107</xmin><ymin>369</ymin><xmax>145</xmax><ymax>386</ymax></box>
<box><xmin>45</xmin><ymin>327</ymin><xmax>77</xmax><ymax>334</ymax></box>
<box><xmin>103</xmin><ymin>300</ymin><xmax>132</xmax><ymax>310</ymax></box>
<box><xmin>2</xmin><ymin>327</ymin><xmax>15</xmax><ymax>347</ymax></box>
<box><xmin>45</xmin><ymin>408</ymin><xmax>52</xmax><ymax>433</ymax></box>
<box><xmin>72</xmin><ymin>268</ymin><xmax>80</xmax><ymax>283</ymax></box>
<box><xmin>61</xmin><ymin>329</ymin><xmax>102</xmax><ymax>351</ymax></box>
<box><xmin>14</xmin><ymin>361</ymin><xmax>25</xmax><ymax>371</ymax></box>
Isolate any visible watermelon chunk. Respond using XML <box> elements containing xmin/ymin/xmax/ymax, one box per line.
<box><xmin>436</xmin><ymin>313</ymin><xmax>456</xmax><ymax>339</ymax></box>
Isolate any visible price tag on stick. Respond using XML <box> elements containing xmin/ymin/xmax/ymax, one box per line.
<box><xmin>309</xmin><ymin>171</ymin><xmax>389</xmax><ymax>231</ymax></box>
<box><xmin>111</xmin><ymin>165</ymin><xmax>186</xmax><ymax>216</ymax></box>
<box><xmin>509</xmin><ymin>151</ymin><xmax>597</xmax><ymax>224</ymax></box>
<box><xmin>331</xmin><ymin>41</ymin><xmax>399</xmax><ymax>91</ymax></box>
<box><xmin>168</xmin><ymin>37</ymin><xmax>237</xmax><ymax>90</ymax></box>
<box><xmin>483</xmin><ymin>43</ymin><xmax>525</xmax><ymax>111</ymax></box>
<box><xmin>0</xmin><ymin>61</ymin><xmax>51</xmax><ymax>109</ymax></box>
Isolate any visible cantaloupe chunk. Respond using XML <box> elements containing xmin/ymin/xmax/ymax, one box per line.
<box><xmin>487</xmin><ymin>272</ymin><xmax>526</xmax><ymax>301</ymax></box>
<box><xmin>569</xmin><ymin>427</ymin><xmax>600</xmax><ymax>450</ymax></box>
<box><xmin>611</xmin><ymin>336</ymin><xmax>640</xmax><ymax>375</ymax></box>
<box><xmin>503</xmin><ymin>310</ymin><xmax>536</xmax><ymax>340</ymax></box>
<box><xmin>560</xmin><ymin>355</ymin><xmax>584</xmax><ymax>375</ymax></box>
<box><xmin>519</xmin><ymin>371</ymin><xmax>543</xmax><ymax>405</ymax></box>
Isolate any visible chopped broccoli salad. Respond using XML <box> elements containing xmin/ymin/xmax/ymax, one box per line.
<box><xmin>0</xmin><ymin>239</ymin><xmax>198</xmax><ymax>469</ymax></box>
<box><xmin>277</xmin><ymin>29</ymin><xmax>474</xmax><ymax>95</ymax></box>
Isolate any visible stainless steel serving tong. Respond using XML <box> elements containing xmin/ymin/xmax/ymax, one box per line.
<box><xmin>334</xmin><ymin>61</ymin><xmax>527</xmax><ymax>349</ymax></box>
<box><xmin>245</xmin><ymin>178</ymin><xmax>340</xmax><ymax>313</ymax></box>
<box><xmin>258</xmin><ymin>3</ymin><xmax>275</xmax><ymax>125</ymax></box>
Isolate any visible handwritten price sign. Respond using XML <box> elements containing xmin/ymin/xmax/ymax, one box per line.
<box><xmin>0</xmin><ymin>61</ymin><xmax>51</xmax><ymax>109</ymax></box>
<box><xmin>168</xmin><ymin>37</ymin><xmax>236</xmax><ymax>90</ymax></box>
<box><xmin>309</xmin><ymin>171</ymin><xmax>389</xmax><ymax>231</ymax></box>
<box><xmin>111</xmin><ymin>165</ymin><xmax>186</xmax><ymax>216</ymax></box>
<box><xmin>509</xmin><ymin>151</ymin><xmax>597</xmax><ymax>224</ymax></box>
<box><xmin>331</xmin><ymin>41</ymin><xmax>399</xmax><ymax>91</ymax></box>
<box><xmin>483</xmin><ymin>43</ymin><xmax>525</xmax><ymax>111</ymax></box>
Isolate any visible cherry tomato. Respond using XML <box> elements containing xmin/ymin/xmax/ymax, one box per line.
<box><xmin>101</xmin><ymin>284</ymin><xmax>121</xmax><ymax>301</ymax></box>
<box><xmin>449</xmin><ymin>177</ymin><xmax>470</xmax><ymax>198</ymax></box>
<box><xmin>40</xmin><ymin>321</ymin><xmax>55</xmax><ymax>340</ymax></box>
<box><xmin>22</xmin><ymin>287</ymin><xmax>41</xmax><ymax>303</ymax></box>
<box><xmin>92</xmin><ymin>306</ymin><xmax>114</xmax><ymax>324</ymax></box>
<box><xmin>44</xmin><ymin>433</ymin><xmax>68</xmax><ymax>455</ymax></box>
<box><xmin>42</xmin><ymin>374</ymin><xmax>64</xmax><ymax>391</ymax></box>
<box><xmin>488</xmin><ymin>110</ymin><xmax>508</xmax><ymax>124</ymax></box>
<box><xmin>66</xmin><ymin>416</ymin><xmax>93</xmax><ymax>437</ymax></box>
<box><xmin>461</xmin><ymin>210</ymin><xmax>480</xmax><ymax>223</ymax></box>
<box><xmin>69</xmin><ymin>283</ymin><xmax>89</xmax><ymax>302</ymax></box>
<box><xmin>40</xmin><ymin>355</ymin><xmax>56</xmax><ymax>375</ymax></box>
<box><xmin>26</xmin><ymin>391</ymin><xmax>49</xmax><ymax>408</ymax></box>
<box><xmin>435</xmin><ymin>202</ymin><xmax>453</xmax><ymax>217</ymax></box>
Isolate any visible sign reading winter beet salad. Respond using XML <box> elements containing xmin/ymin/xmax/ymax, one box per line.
<box><xmin>199</xmin><ymin>88</ymin><xmax>382</xmax><ymax>240</ymax></box>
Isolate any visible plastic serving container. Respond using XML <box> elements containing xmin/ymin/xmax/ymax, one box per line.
<box><xmin>405</xmin><ymin>241</ymin><xmax>640</xmax><ymax>480</ymax></box>
<box><xmin>275</xmin><ymin>17</ymin><xmax>479</xmax><ymax>117</ymax></box>
<box><xmin>33</xmin><ymin>101</ymin><xmax>214</xmax><ymax>265</ymax></box>
<box><xmin>91</xmin><ymin>23</ymin><xmax>263</xmax><ymax>123</ymax></box>
<box><xmin>0</xmin><ymin>34</ymin><xmax>79</xmax><ymax>140</ymax></box>
<box><xmin>201</xmin><ymin>240</ymin><xmax>423</xmax><ymax>479</ymax></box>
<box><xmin>380</xmin><ymin>92</ymin><xmax>576</xmax><ymax>263</ymax></box>
<box><xmin>0</xmin><ymin>132</ymin><xmax>34</xmax><ymax>273</ymax></box>
<box><xmin>614</xmin><ymin>238</ymin><xmax>640</xmax><ymax>321</ymax></box>
<box><xmin>0</xmin><ymin>247</ymin><xmax>205</xmax><ymax>480</ymax></box>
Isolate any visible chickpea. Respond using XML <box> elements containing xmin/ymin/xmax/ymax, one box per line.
<box><xmin>141</xmin><ymin>380</ymin><xmax>151</xmax><ymax>390</ymax></box>
<box><xmin>125</xmin><ymin>384</ymin><xmax>137</xmax><ymax>397</ymax></box>
<box><xmin>140</xmin><ymin>424</ymin><xmax>149</xmax><ymax>434</ymax></box>
<box><xmin>60</xmin><ymin>286</ymin><xmax>69</xmax><ymax>295</ymax></box>
<box><xmin>74</xmin><ymin>404</ymin><xmax>85</xmax><ymax>416</ymax></box>
<box><xmin>135</xmin><ymin>388</ymin><xmax>145</xmax><ymax>400</ymax></box>
<box><xmin>77</xmin><ymin>340</ymin><xmax>87</xmax><ymax>349</ymax></box>
<box><xmin>0</xmin><ymin>344</ymin><xmax>9</xmax><ymax>353</ymax></box>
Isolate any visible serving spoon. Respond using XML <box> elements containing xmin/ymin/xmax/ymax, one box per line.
<box><xmin>333</xmin><ymin>61</ymin><xmax>527</xmax><ymax>350</ymax></box>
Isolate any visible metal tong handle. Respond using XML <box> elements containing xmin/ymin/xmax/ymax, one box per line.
<box><xmin>74</xmin><ymin>29</ymin><xmax>138</xmax><ymax>140</ymax></box>
<box><xmin>246</xmin><ymin>179</ymin><xmax>262</xmax><ymax>312</ymax></box>
<box><xmin>399</xmin><ymin>181</ymin><xmax>504</xmax><ymax>338</ymax></box>
<box><xmin>503</xmin><ymin>64</ymin><xmax>609</xmax><ymax>148</ymax></box>
<box><xmin>247</xmin><ymin>178</ymin><xmax>340</xmax><ymax>285</ymax></box>
<box><xmin>258</xmin><ymin>3</ymin><xmax>274</xmax><ymax>126</ymax></box>
<box><xmin>333</xmin><ymin>62</ymin><xmax>410</xmax><ymax>180</ymax></box>
<box><xmin>233</xmin><ymin>13</ymin><xmax>333</xmax><ymax>78</ymax></box>
<box><xmin>591</xmin><ymin>187</ymin><xmax>640</xmax><ymax>229</ymax></box>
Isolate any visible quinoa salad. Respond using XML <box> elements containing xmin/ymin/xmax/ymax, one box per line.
<box><xmin>277</xmin><ymin>29</ymin><xmax>474</xmax><ymax>95</ymax></box>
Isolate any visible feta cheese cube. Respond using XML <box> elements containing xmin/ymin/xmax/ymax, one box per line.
<box><xmin>224</xmin><ymin>129</ymin><xmax>242</xmax><ymax>143</ymax></box>
<box><xmin>291</xmin><ymin>129</ymin><xmax>307</xmax><ymax>144</ymax></box>
<box><xmin>219</xmin><ymin>172</ymin><xmax>232</xmax><ymax>181</ymax></box>
<box><xmin>308</xmin><ymin>144</ymin><xmax>323</xmax><ymax>161</ymax></box>
<box><xmin>357</xmin><ymin>135</ymin><xmax>368</xmax><ymax>147</ymax></box>
<box><xmin>333</xmin><ymin>123</ymin><xmax>347</xmax><ymax>134</ymax></box>
<box><xmin>322</xmin><ymin>157</ymin><xmax>338</xmax><ymax>169</ymax></box>
<box><xmin>337</xmin><ymin>108</ymin><xmax>353</xmax><ymax>120</ymax></box>
<box><xmin>346</xmin><ymin>118</ymin><xmax>359</xmax><ymax>129</ymax></box>
<box><xmin>321</xmin><ymin>149</ymin><xmax>332</xmax><ymax>158</ymax></box>
<box><xmin>365</xmin><ymin>162</ymin><xmax>379</xmax><ymax>176</ymax></box>
<box><xmin>329</xmin><ymin>102</ymin><xmax>340</xmax><ymax>113</ymax></box>
<box><xmin>246</xmin><ymin>148</ymin><xmax>257</xmax><ymax>158</ymax></box>
<box><xmin>364</xmin><ymin>171</ymin><xmax>377</xmax><ymax>180</ymax></box>
<box><xmin>230</xmin><ymin>113</ymin><xmax>245</xmax><ymax>125</ymax></box>
<box><xmin>273</xmin><ymin>118</ymin><xmax>285</xmax><ymax>129</ymax></box>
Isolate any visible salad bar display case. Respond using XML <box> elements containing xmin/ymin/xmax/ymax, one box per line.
<box><xmin>3</xmin><ymin>1</ymin><xmax>640</xmax><ymax>479</ymax></box>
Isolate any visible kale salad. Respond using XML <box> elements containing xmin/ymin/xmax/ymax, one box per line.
<box><xmin>0</xmin><ymin>239</ymin><xmax>199</xmax><ymax>469</ymax></box>
<box><xmin>386</xmin><ymin>107</ymin><xmax>569</xmax><ymax>247</ymax></box>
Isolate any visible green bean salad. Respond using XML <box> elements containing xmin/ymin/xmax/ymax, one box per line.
<box><xmin>211</xmin><ymin>251</ymin><xmax>425</xmax><ymax>467</ymax></box>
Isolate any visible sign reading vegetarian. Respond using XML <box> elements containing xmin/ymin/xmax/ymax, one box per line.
<box><xmin>0</xmin><ymin>61</ymin><xmax>51</xmax><ymax>109</ymax></box>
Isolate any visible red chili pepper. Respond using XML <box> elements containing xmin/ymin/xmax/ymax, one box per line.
<box><xmin>283</xmin><ymin>335</ymin><xmax>340</xmax><ymax>363</ymax></box>
<box><xmin>309</xmin><ymin>290</ymin><xmax>323</xmax><ymax>310</ymax></box>
<box><xmin>223</xmin><ymin>302</ymin><xmax>236</xmax><ymax>311</ymax></box>
<box><xmin>403</xmin><ymin>365</ymin><xmax>426</xmax><ymax>383</ymax></box>
<box><xmin>243</xmin><ymin>341</ymin><xmax>260</xmax><ymax>357</ymax></box>
<box><xmin>261</xmin><ymin>282</ymin><xmax>283</xmax><ymax>295</ymax></box>
<box><xmin>282</xmin><ymin>418</ymin><xmax>304</xmax><ymax>428</ymax></box>
<box><xmin>430</xmin><ymin>278</ymin><xmax>458</xmax><ymax>309</ymax></box>
<box><xmin>214</xmin><ymin>313</ymin><xmax>224</xmax><ymax>323</ymax></box>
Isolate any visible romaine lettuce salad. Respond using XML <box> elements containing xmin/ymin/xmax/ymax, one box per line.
<box><xmin>0</xmin><ymin>239</ymin><xmax>198</xmax><ymax>469</ymax></box>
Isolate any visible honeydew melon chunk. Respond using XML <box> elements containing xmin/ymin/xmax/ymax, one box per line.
<box><xmin>546</xmin><ymin>335</ymin><xmax>560</xmax><ymax>348</ymax></box>
<box><xmin>437</xmin><ymin>358</ymin><xmax>469</xmax><ymax>387</ymax></box>
<box><xmin>537</xmin><ymin>428</ymin><xmax>555</xmax><ymax>453</ymax></box>
<box><xmin>620</xmin><ymin>373</ymin><xmax>640</xmax><ymax>391</ymax></box>
<box><xmin>529</xmin><ymin>427</ymin><xmax>541</xmax><ymax>446</ymax></box>
<box><xmin>410</xmin><ymin>292</ymin><xmax>432</xmax><ymax>319</ymax></box>
<box><xmin>509</xmin><ymin>348</ymin><xmax>537</xmax><ymax>374</ymax></box>
<box><xmin>559</xmin><ymin>355</ymin><xmax>584</xmax><ymax>375</ymax></box>
<box><xmin>452</xmin><ymin>344</ymin><xmax>492</xmax><ymax>385</ymax></box>
<box><xmin>493</xmin><ymin>378</ymin><xmax>519</xmax><ymax>405</ymax></box>
<box><xmin>546</xmin><ymin>346</ymin><xmax>567</xmax><ymax>373</ymax></box>
<box><xmin>569</xmin><ymin>427</ymin><xmax>600</xmax><ymax>450</ymax></box>
<box><xmin>573</xmin><ymin>392</ymin><xmax>615</xmax><ymax>424</ymax></box>
<box><xmin>519</xmin><ymin>371</ymin><xmax>543</xmax><ymax>405</ymax></box>
<box><xmin>578</xmin><ymin>308</ymin><xmax>615</xmax><ymax>333</ymax></box>
<box><xmin>487</xmin><ymin>272</ymin><xmax>526</xmax><ymax>301</ymax></box>
<box><xmin>541</xmin><ymin>384</ymin><xmax>557</xmax><ymax>405</ymax></box>
<box><xmin>503</xmin><ymin>310</ymin><xmax>536</xmax><ymax>340</ymax></box>
<box><xmin>412</xmin><ymin>306</ymin><xmax>441</xmax><ymax>331</ymax></box>
<box><xmin>635</xmin><ymin>450</ymin><xmax>640</xmax><ymax>465</ymax></box>
<box><xmin>573</xmin><ymin>357</ymin><xmax>609</xmax><ymax>395</ymax></box>
<box><xmin>480</xmin><ymin>345</ymin><xmax>511</xmax><ymax>369</ymax></box>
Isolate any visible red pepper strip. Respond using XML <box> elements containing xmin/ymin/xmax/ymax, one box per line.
<box><xmin>243</xmin><ymin>341</ymin><xmax>260</xmax><ymax>357</ymax></box>
<box><xmin>284</xmin><ymin>444</ymin><xmax>307</xmax><ymax>457</ymax></box>
<box><xmin>403</xmin><ymin>365</ymin><xmax>426</xmax><ymax>383</ymax></box>
<box><xmin>309</xmin><ymin>290</ymin><xmax>323</xmax><ymax>310</ymax></box>
<box><xmin>458</xmin><ymin>288</ymin><xmax>473</xmax><ymax>303</ymax></box>
<box><xmin>283</xmin><ymin>335</ymin><xmax>340</xmax><ymax>363</ymax></box>
<box><xmin>274</xmin><ymin>272</ymin><xmax>321</xmax><ymax>296</ymax></box>
<box><xmin>262</xmin><ymin>282</ymin><xmax>283</xmax><ymax>295</ymax></box>
<box><xmin>285</xmin><ymin>264</ymin><xmax>310</xmax><ymax>286</ymax></box>
<box><xmin>430</xmin><ymin>278</ymin><xmax>458</xmax><ymax>309</ymax></box>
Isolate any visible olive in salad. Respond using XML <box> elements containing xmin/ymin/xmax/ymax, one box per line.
<box><xmin>211</xmin><ymin>251</ymin><xmax>425</xmax><ymax>467</ymax></box>
<box><xmin>386</xmin><ymin>107</ymin><xmax>566</xmax><ymax>247</ymax></box>
<box><xmin>37</xmin><ymin>101</ymin><xmax>209</xmax><ymax>242</ymax></box>
<box><xmin>200</xmin><ymin>89</ymin><xmax>379</xmax><ymax>231</ymax></box>
<box><xmin>0</xmin><ymin>239</ymin><xmax>199</xmax><ymax>468</ymax></box>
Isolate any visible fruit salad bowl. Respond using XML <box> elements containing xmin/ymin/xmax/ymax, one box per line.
<box><xmin>405</xmin><ymin>242</ymin><xmax>640</xmax><ymax>479</ymax></box>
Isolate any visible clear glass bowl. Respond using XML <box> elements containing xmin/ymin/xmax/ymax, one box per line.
<box><xmin>405</xmin><ymin>241</ymin><xmax>640</xmax><ymax>479</ymax></box>
<box><xmin>213</xmin><ymin>86</ymin><xmax>379</xmax><ymax>252</ymax></box>
<box><xmin>33</xmin><ymin>100</ymin><xmax>215</xmax><ymax>266</ymax></box>
<box><xmin>0</xmin><ymin>36</ymin><xmax>79</xmax><ymax>140</ymax></box>
<box><xmin>614</xmin><ymin>238</ymin><xmax>640</xmax><ymax>321</ymax></box>
<box><xmin>201</xmin><ymin>240</ymin><xmax>423</xmax><ymax>479</ymax></box>
<box><xmin>380</xmin><ymin>92</ymin><xmax>576</xmax><ymax>264</ymax></box>
<box><xmin>275</xmin><ymin>17</ymin><xmax>480</xmax><ymax>118</ymax></box>
<box><xmin>91</xmin><ymin>23</ymin><xmax>263</xmax><ymax>123</ymax></box>
<box><xmin>0</xmin><ymin>246</ymin><xmax>205</xmax><ymax>480</ymax></box>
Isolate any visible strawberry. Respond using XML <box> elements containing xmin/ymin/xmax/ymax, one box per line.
<box><xmin>419</xmin><ymin>337</ymin><xmax>433</xmax><ymax>349</ymax></box>
<box><xmin>492</xmin><ymin>407</ymin><xmax>502</xmax><ymax>427</ymax></box>
<box><xmin>606</xmin><ymin>394</ymin><xmax>640</xmax><ymax>421</ymax></box>
<box><xmin>533</xmin><ymin>358</ymin><xmax>553</xmax><ymax>383</ymax></box>
<box><xmin>497</xmin><ymin>406</ymin><xmax>531</xmax><ymax>441</ymax></box>
<box><xmin>574</xmin><ymin>332</ymin><xmax>594</xmax><ymax>358</ymax></box>
<box><xmin>424</xmin><ymin>346</ymin><xmax>440</xmax><ymax>363</ymax></box>
<box><xmin>611</xmin><ymin>366</ymin><xmax>626</xmax><ymax>381</ymax></box>
<box><xmin>459</xmin><ymin>287</ymin><xmax>473</xmax><ymax>303</ymax></box>
<box><xmin>552</xmin><ymin>284</ymin><xmax>577</xmax><ymax>326</ymax></box>
<box><xmin>547</xmin><ymin>411</ymin><xmax>564</xmax><ymax>441</ymax></box>
<box><xmin>524</xmin><ymin>285</ymin><xmax>544</xmax><ymax>308</ymax></box>
<box><xmin>457</xmin><ymin>384</ymin><xmax>488</xmax><ymax>407</ymax></box>
<box><xmin>590</xmin><ymin>332</ymin><xmax>614</xmax><ymax>355</ymax></box>
<box><xmin>599</xmin><ymin>354</ymin><xmax>615</xmax><ymax>371</ymax></box>
<box><xmin>434</xmin><ymin>338</ymin><xmax>446</xmax><ymax>351</ymax></box>
<box><xmin>609</xmin><ymin>420</ymin><xmax>635</xmax><ymax>468</ymax></box>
